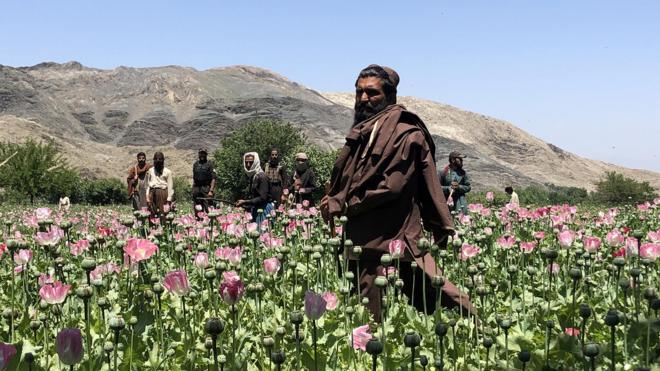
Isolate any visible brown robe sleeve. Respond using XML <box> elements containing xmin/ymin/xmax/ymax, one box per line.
<box><xmin>127</xmin><ymin>166</ymin><xmax>137</xmax><ymax>197</ymax></box>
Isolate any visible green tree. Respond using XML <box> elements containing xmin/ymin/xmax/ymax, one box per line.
<box><xmin>213</xmin><ymin>119</ymin><xmax>306</xmax><ymax>200</ymax></box>
<box><xmin>0</xmin><ymin>139</ymin><xmax>78</xmax><ymax>203</ymax></box>
<box><xmin>593</xmin><ymin>171</ymin><xmax>657</xmax><ymax>205</ymax></box>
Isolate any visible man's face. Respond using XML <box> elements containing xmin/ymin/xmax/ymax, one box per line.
<box><xmin>354</xmin><ymin>76</ymin><xmax>389</xmax><ymax>124</ymax></box>
<box><xmin>153</xmin><ymin>154</ymin><xmax>164</xmax><ymax>167</ymax></box>
<box><xmin>451</xmin><ymin>157</ymin><xmax>463</xmax><ymax>169</ymax></box>
<box><xmin>244</xmin><ymin>155</ymin><xmax>254</xmax><ymax>170</ymax></box>
<box><xmin>269</xmin><ymin>150</ymin><xmax>279</xmax><ymax>163</ymax></box>
<box><xmin>137</xmin><ymin>155</ymin><xmax>146</xmax><ymax>165</ymax></box>
<box><xmin>199</xmin><ymin>152</ymin><xmax>207</xmax><ymax>162</ymax></box>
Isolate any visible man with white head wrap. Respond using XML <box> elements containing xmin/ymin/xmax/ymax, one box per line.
<box><xmin>236</xmin><ymin>152</ymin><xmax>272</xmax><ymax>223</ymax></box>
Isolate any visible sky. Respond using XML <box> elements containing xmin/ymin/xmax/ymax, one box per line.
<box><xmin>1</xmin><ymin>0</ymin><xmax>659</xmax><ymax>173</ymax></box>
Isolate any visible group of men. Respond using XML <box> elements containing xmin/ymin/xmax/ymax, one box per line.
<box><xmin>123</xmin><ymin>65</ymin><xmax>528</xmax><ymax>321</ymax></box>
<box><xmin>126</xmin><ymin>147</ymin><xmax>318</xmax><ymax>220</ymax></box>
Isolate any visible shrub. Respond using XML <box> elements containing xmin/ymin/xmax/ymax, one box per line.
<box><xmin>592</xmin><ymin>171</ymin><xmax>657</xmax><ymax>205</ymax></box>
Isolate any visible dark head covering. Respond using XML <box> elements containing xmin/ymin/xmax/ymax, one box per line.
<box><xmin>366</xmin><ymin>64</ymin><xmax>399</xmax><ymax>88</ymax></box>
<box><xmin>449</xmin><ymin>151</ymin><xmax>465</xmax><ymax>160</ymax></box>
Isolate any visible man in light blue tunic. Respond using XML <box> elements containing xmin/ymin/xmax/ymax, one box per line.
<box><xmin>439</xmin><ymin>151</ymin><xmax>471</xmax><ymax>215</ymax></box>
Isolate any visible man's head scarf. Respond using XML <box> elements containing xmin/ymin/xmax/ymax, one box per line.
<box><xmin>243</xmin><ymin>152</ymin><xmax>263</xmax><ymax>177</ymax></box>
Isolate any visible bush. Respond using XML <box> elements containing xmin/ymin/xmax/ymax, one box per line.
<box><xmin>592</xmin><ymin>171</ymin><xmax>657</xmax><ymax>205</ymax></box>
<box><xmin>0</xmin><ymin>139</ymin><xmax>79</xmax><ymax>203</ymax></box>
<box><xmin>173</xmin><ymin>176</ymin><xmax>192</xmax><ymax>204</ymax></box>
<box><xmin>82</xmin><ymin>178</ymin><xmax>127</xmax><ymax>205</ymax></box>
<box><xmin>213</xmin><ymin>119</ymin><xmax>307</xmax><ymax>201</ymax></box>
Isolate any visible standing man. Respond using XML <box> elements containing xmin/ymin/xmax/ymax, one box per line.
<box><xmin>263</xmin><ymin>147</ymin><xmax>288</xmax><ymax>206</ymax></box>
<box><xmin>146</xmin><ymin>152</ymin><xmax>174</xmax><ymax>222</ymax></box>
<box><xmin>321</xmin><ymin>65</ymin><xmax>473</xmax><ymax>321</ymax></box>
<box><xmin>192</xmin><ymin>148</ymin><xmax>217</xmax><ymax>215</ymax></box>
<box><xmin>440</xmin><ymin>151</ymin><xmax>471</xmax><ymax>215</ymax></box>
<box><xmin>236</xmin><ymin>152</ymin><xmax>272</xmax><ymax>224</ymax></box>
<box><xmin>127</xmin><ymin>152</ymin><xmax>151</xmax><ymax>211</ymax></box>
<box><xmin>505</xmin><ymin>186</ymin><xmax>519</xmax><ymax>206</ymax></box>
<box><xmin>289</xmin><ymin>152</ymin><xmax>317</xmax><ymax>206</ymax></box>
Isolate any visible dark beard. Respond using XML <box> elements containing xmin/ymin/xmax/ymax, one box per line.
<box><xmin>269</xmin><ymin>159</ymin><xmax>279</xmax><ymax>167</ymax></box>
<box><xmin>353</xmin><ymin>99</ymin><xmax>390</xmax><ymax>126</ymax></box>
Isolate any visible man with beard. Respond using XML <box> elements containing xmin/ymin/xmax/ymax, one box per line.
<box><xmin>236</xmin><ymin>152</ymin><xmax>272</xmax><ymax>224</ymax></box>
<box><xmin>263</xmin><ymin>147</ymin><xmax>288</xmax><ymax>206</ymax></box>
<box><xmin>127</xmin><ymin>152</ymin><xmax>151</xmax><ymax>210</ymax></box>
<box><xmin>289</xmin><ymin>152</ymin><xmax>317</xmax><ymax>206</ymax></box>
<box><xmin>192</xmin><ymin>148</ymin><xmax>217</xmax><ymax>215</ymax></box>
<box><xmin>440</xmin><ymin>151</ymin><xmax>471</xmax><ymax>215</ymax></box>
<box><xmin>145</xmin><ymin>152</ymin><xmax>174</xmax><ymax>222</ymax></box>
<box><xmin>321</xmin><ymin>65</ymin><xmax>474</xmax><ymax>321</ymax></box>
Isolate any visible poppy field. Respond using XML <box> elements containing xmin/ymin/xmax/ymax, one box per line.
<box><xmin>0</xmin><ymin>198</ymin><xmax>658</xmax><ymax>370</ymax></box>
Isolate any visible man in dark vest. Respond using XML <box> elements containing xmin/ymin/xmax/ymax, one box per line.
<box><xmin>321</xmin><ymin>64</ymin><xmax>474</xmax><ymax>321</ymax></box>
<box><xmin>192</xmin><ymin>148</ymin><xmax>217</xmax><ymax>215</ymax></box>
<box><xmin>263</xmin><ymin>147</ymin><xmax>288</xmax><ymax>206</ymax></box>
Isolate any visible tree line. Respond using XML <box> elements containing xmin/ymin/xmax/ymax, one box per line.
<box><xmin>0</xmin><ymin>121</ymin><xmax>656</xmax><ymax>206</ymax></box>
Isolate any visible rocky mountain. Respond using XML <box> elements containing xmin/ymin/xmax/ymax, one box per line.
<box><xmin>1</xmin><ymin>61</ymin><xmax>658</xmax><ymax>191</ymax></box>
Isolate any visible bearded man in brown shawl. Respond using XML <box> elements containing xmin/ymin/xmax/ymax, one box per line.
<box><xmin>321</xmin><ymin>65</ymin><xmax>474</xmax><ymax>321</ymax></box>
<box><xmin>127</xmin><ymin>152</ymin><xmax>151</xmax><ymax>210</ymax></box>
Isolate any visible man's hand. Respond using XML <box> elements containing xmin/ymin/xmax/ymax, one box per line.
<box><xmin>207</xmin><ymin>190</ymin><xmax>214</xmax><ymax>198</ymax></box>
<box><xmin>235</xmin><ymin>199</ymin><xmax>245</xmax><ymax>207</ymax></box>
<box><xmin>320</xmin><ymin>195</ymin><xmax>330</xmax><ymax>222</ymax></box>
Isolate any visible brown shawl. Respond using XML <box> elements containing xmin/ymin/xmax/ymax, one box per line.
<box><xmin>127</xmin><ymin>163</ymin><xmax>151</xmax><ymax>197</ymax></box>
<box><xmin>327</xmin><ymin>104</ymin><xmax>454</xmax><ymax>255</ymax></box>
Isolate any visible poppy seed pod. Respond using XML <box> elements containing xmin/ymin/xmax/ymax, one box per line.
<box><xmin>374</xmin><ymin>277</ymin><xmax>388</xmax><ymax>288</ymax></box>
<box><xmin>584</xmin><ymin>343</ymin><xmax>599</xmax><ymax>358</ymax></box>
<box><xmin>275</xmin><ymin>326</ymin><xmax>286</xmax><ymax>336</ymax></box>
<box><xmin>518</xmin><ymin>349</ymin><xmax>531</xmax><ymax>363</ymax></box>
<box><xmin>483</xmin><ymin>337</ymin><xmax>493</xmax><ymax>348</ymax></box>
<box><xmin>103</xmin><ymin>341</ymin><xmax>114</xmax><ymax>353</ymax></box>
<box><xmin>569</xmin><ymin>268</ymin><xmax>582</xmax><ymax>280</ymax></box>
<box><xmin>289</xmin><ymin>311</ymin><xmax>304</xmax><ymax>325</ymax></box>
<box><xmin>339</xmin><ymin>216</ymin><xmax>349</xmax><ymax>224</ymax></box>
<box><xmin>432</xmin><ymin>276</ymin><xmax>445</xmax><ymax>288</ymax></box>
<box><xmin>262</xmin><ymin>336</ymin><xmax>275</xmax><ymax>348</ymax></box>
<box><xmin>380</xmin><ymin>254</ymin><xmax>392</xmax><ymax>266</ymax></box>
<box><xmin>452</xmin><ymin>238</ymin><xmax>462</xmax><ymax>248</ymax></box>
<box><xmin>75</xmin><ymin>285</ymin><xmax>93</xmax><ymax>300</ymax></box>
<box><xmin>81</xmin><ymin>257</ymin><xmax>96</xmax><ymax>271</ymax></box>
<box><xmin>204</xmin><ymin>317</ymin><xmax>224</xmax><ymax>336</ymax></box>
<box><xmin>152</xmin><ymin>283</ymin><xmax>164</xmax><ymax>294</ymax></box>
<box><xmin>403</xmin><ymin>331</ymin><xmax>421</xmax><ymax>348</ymax></box>
<box><xmin>546</xmin><ymin>320</ymin><xmax>554</xmax><ymax>329</ymax></box>
<box><xmin>435</xmin><ymin>323</ymin><xmax>448</xmax><ymax>337</ymax></box>
<box><xmin>613</xmin><ymin>257</ymin><xmax>625</xmax><ymax>267</ymax></box>
<box><xmin>499</xmin><ymin>319</ymin><xmax>512</xmax><ymax>331</ymax></box>
<box><xmin>361</xmin><ymin>297</ymin><xmax>370</xmax><ymax>305</ymax></box>
<box><xmin>129</xmin><ymin>316</ymin><xmax>138</xmax><ymax>326</ymax></box>
<box><xmin>418</xmin><ymin>238</ymin><xmax>430</xmax><ymax>251</ymax></box>
<box><xmin>604</xmin><ymin>309</ymin><xmax>620</xmax><ymax>327</ymax></box>
<box><xmin>366</xmin><ymin>338</ymin><xmax>384</xmax><ymax>355</ymax></box>
<box><xmin>651</xmin><ymin>298</ymin><xmax>660</xmax><ymax>311</ymax></box>
<box><xmin>204</xmin><ymin>337</ymin><xmax>213</xmax><ymax>350</ymax></box>
<box><xmin>204</xmin><ymin>270</ymin><xmax>216</xmax><ymax>280</ymax></box>
<box><xmin>109</xmin><ymin>316</ymin><xmax>126</xmax><ymax>331</ymax></box>
<box><xmin>507</xmin><ymin>265</ymin><xmax>518</xmax><ymax>275</ymax></box>
<box><xmin>526</xmin><ymin>266</ymin><xmax>537</xmax><ymax>276</ymax></box>
<box><xmin>467</xmin><ymin>265</ymin><xmax>478</xmax><ymax>275</ymax></box>
<box><xmin>271</xmin><ymin>350</ymin><xmax>286</xmax><ymax>365</ymax></box>
<box><xmin>544</xmin><ymin>249</ymin><xmax>559</xmax><ymax>260</ymax></box>
<box><xmin>434</xmin><ymin>359</ymin><xmax>444</xmax><ymax>369</ymax></box>
<box><xmin>579</xmin><ymin>304</ymin><xmax>592</xmax><ymax>319</ymax></box>
<box><xmin>618</xmin><ymin>278</ymin><xmax>630</xmax><ymax>291</ymax></box>
<box><xmin>344</xmin><ymin>240</ymin><xmax>354</xmax><ymax>249</ymax></box>
<box><xmin>345</xmin><ymin>306</ymin><xmax>355</xmax><ymax>315</ymax></box>
<box><xmin>395</xmin><ymin>279</ymin><xmax>404</xmax><ymax>289</ymax></box>
<box><xmin>420</xmin><ymin>355</ymin><xmax>429</xmax><ymax>366</ymax></box>
<box><xmin>345</xmin><ymin>271</ymin><xmax>355</xmax><ymax>280</ymax></box>
<box><xmin>632</xmin><ymin>230</ymin><xmax>645</xmax><ymax>239</ymax></box>
<box><xmin>353</xmin><ymin>246</ymin><xmax>362</xmax><ymax>256</ymax></box>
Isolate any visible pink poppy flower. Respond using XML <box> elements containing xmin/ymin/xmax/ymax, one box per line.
<box><xmin>520</xmin><ymin>242</ymin><xmax>536</xmax><ymax>254</ymax></box>
<box><xmin>55</xmin><ymin>328</ymin><xmax>84</xmax><ymax>365</ymax></box>
<box><xmin>647</xmin><ymin>230</ymin><xmax>660</xmax><ymax>243</ymax></box>
<box><xmin>606</xmin><ymin>230</ymin><xmax>625</xmax><ymax>247</ymax></box>
<box><xmin>90</xmin><ymin>263</ymin><xmax>120</xmax><ymax>281</ymax></box>
<box><xmin>70</xmin><ymin>239</ymin><xmax>90</xmax><ymax>256</ymax></box>
<box><xmin>483</xmin><ymin>227</ymin><xmax>493</xmax><ymax>236</ymax></box>
<box><xmin>193</xmin><ymin>252</ymin><xmax>209</xmax><ymax>269</ymax></box>
<box><xmin>639</xmin><ymin>243</ymin><xmax>660</xmax><ymax>261</ymax></box>
<box><xmin>39</xmin><ymin>281</ymin><xmax>71</xmax><ymax>305</ymax></box>
<box><xmin>497</xmin><ymin>236</ymin><xmax>515</xmax><ymax>249</ymax></box>
<box><xmin>35</xmin><ymin>207</ymin><xmax>52</xmax><ymax>221</ymax></box>
<box><xmin>163</xmin><ymin>269</ymin><xmax>190</xmax><ymax>296</ymax></box>
<box><xmin>612</xmin><ymin>247</ymin><xmax>626</xmax><ymax>258</ymax></box>
<box><xmin>377</xmin><ymin>266</ymin><xmax>398</xmax><ymax>277</ymax></box>
<box><xmin>322</xmin><ymin>291</ymin><xmax>339</xmax><ymax>311</ymax></box>
<box><xmin>38</xmin><ymin>274</ymin><xmax>54</xmax><ymax>286</ymax></box>
<box><xmin>583</xmin><ymin>236</ymin><xmax>601</xmax><ymax>253</ymax></box>
<box><xmin>35</xmin><ymin>229</ymin><xmax>62</xmax><ymax>247</ymax></box>
<box><xmin>558</xmin><ymin>230</ymin><xmax>576</xmax><ymax>248</ymax></box>
<box><xmin>486</xmin><ymin>192</ymin><xmax>494</xmax><ymax>202</ymax></box>
<box><xmin>534</xmin><ymin>231</ymin><xmax>545</xmax><ymax>240</ymax></box>
<box><xmin>0</xmin><ymin>243</ymin><xmax>6</xmax><ymax>257</ymax></box>
<box><xmin>123</xmin><ymin>238</ymin><xmax>158</xmax><ymax>262</ymax></box>
<box><xmin>547</xmin><ymin>262</ymin><xmax>560</xmax><ymax>275</ymax></box>
<box><xmin>219</xmin><ymin>271</ymin><xmax>245</xmax><ymax>305</ymax></box>
<box><xmin>460</xmin><ymin>243</ymin><xmax>481</xmax><ymax>261</ymax></box>
<box><xmin>0</xmin><ymin>342</ymin><xmax>18</xmax><ymax>369</ymax></box>
<box><xmin>564</xmin><ymin>327</ymin><xmax>580</xmax><ymax>337</ymax></box>
<box><xmin>263</xmin><ymin>257</ymin><xmax>281</xmax><ymax>275</ymax></box>
<box><xmin>352</xmin><ymin>325</ymin><xmax>372</xmax><ymax>351</ymax></box>
<box><xmin>625</xmin><ymin>237</ymin><xmax>639</xmax><ymax>255</ymax></box>
<box><xmin>13</xmin><ymin>249</ymin><xmax>33</xmax><ymax>266</ymax></box>
<box><xmin>388</xmin><ymin>240</ymin><xmax>404</xmax><ymax>259</ymax></box>
<box><xmin>227</xmin><ymin>247</ymin><xmax>243</xmax><ymax>265</ymax></box>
